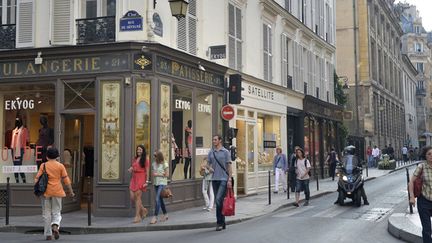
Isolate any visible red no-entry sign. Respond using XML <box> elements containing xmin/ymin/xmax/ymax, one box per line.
<box><xmin>220</xmin><ymin>105</ymin><xmax>235</xmax><ymax>121</ymax></box>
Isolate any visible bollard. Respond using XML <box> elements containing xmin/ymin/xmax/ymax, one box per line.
<box><xmin>406</xmin><ymin>168</ymin><xmax>413</xmax><ymax>214</ymax></box>
<box><xmin>268</xmin><ymin>170</ymin><xmax>271</xmax><ymax>205</ymax></box>
<box><xmin>315</xmin><ymin>169</ymin><xmax>319</xmax><ymax>191</ymax></box>
<box><xmin>6</xmin><ymin>177</ymin><xmax>10</xmax><ymax>225</ymax></box>
<box><xmin>365</xmin><ymin>164</ymin><xmax>368</xmax><ymax>177</ymax></box>
<box><xmin>87</xmin><ymin>176</ymin><xmax>92</xmax><ymax>226</ymax></box>
<box><xmin>287</xmin><ymin>171</ymin><xmax>290</xmax><ymax>200</ymax></box>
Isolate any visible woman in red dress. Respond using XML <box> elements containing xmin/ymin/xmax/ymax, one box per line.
<box><xmin>128</xmin><ymin>145</ymin><xmax>149</xmax><ymax>223</ymax></box>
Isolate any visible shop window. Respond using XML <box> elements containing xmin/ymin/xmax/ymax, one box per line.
<box><xmin>217</xmin><ymin>95</ymin><xmax>223</xmax><ymax>135</ymax></box>
<box><xmin>171</xmin><ymin>85</ymin><xmax>193</xmax><ymax>181</ymax></box>
<box><xmin>248</xmin><ymin>111</ymin><xmax>254</xmax><ymax>118</ymax></box>
<box><xmin>64</xmin><ymin>80</ymin><xmax>95</xmax><ymax>109</ymax></box>
<box><xmin>257</xmin><ymin>115</ymin><xmax>281</xmax><ymax>171</ymax></box>
<box><xmin>194</xmin><ymin>90</ymin><xmax>213</xmax><ymax>178</ymax></box>
<box><xmin>135</xmin><ymin>81</ymin><xmax>151</xmax><ymax>155</ymax></box>
<box><xmin>237</xmin><ymin>109</ymin><xmax>245</xmax><ymax>117</ymax></box>
<box><xmin>0</xmin><ymin>83</ymin><xmax>55</xmax><ymax>185</ymax></box>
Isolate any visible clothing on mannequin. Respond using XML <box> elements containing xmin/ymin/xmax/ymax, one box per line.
<box><xmin>184</xmin><ymin>120</ymin><xmax>192</xmax><ymax>179</ymax></box>
<box><xmin>36</xmin><ymin>116</ymin><xmax>54</xmax><ymax>167</ymax></box>
<box><xmin>10</xmin><ymin>118</ymin><xmax>28</xmax><ymax>183</ymax></box>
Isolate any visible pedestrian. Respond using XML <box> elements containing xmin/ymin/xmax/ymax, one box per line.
<box><xmin>409</xmin><ymin>146</ymin><xmax>432</xmax><ymax>243</ymax></box>
<box><xmin>415</xmin><ymin>147</ymin><xmax>419</xmax><ymax>160</ymax></box>
<box><xmin>366</xmin><ymin>145</ymin><xmax>373</xmax><ymax>168</ymax></box>
<box><xmin>128</xmin><ymin>145</ymin><xmax>149</xmax><ymax>223</ymax></box>
<box><xmin>200</xmin><ymin>158</ymin><xmax>214</xmax><ymax>211</ymax></box>
<box><xmin>382</xmin><ymin>145</ymin><xmax>388</xmax><ymax>156</ymax></box>
<box><xmin>150</xmin><ymin>150</ymin><xmax>169</xmax><ymax>224</ymax></box>
<box><xmin>293</xmin><ymin>148</ymin><xmax>311</xmax><ymax>207</ymax></box>
<box><xmin>372</xmin><ymin>145</ymin><xmax>380</xmax><ymax>168</ymax></box>
<box><xmin>34</xmin><ymin>147</ymin><xmax>75</xmax><ymax>241</ymax></box>
<box><xmin>387</xmin><ymin>144</ymin><xmax>394</xmax><ymax>160</ymax></box>
<box><xmin>273</xmin><ymin>147</ymin><xmax>288</xmax><ymax>193</ymax></box>
<box><xmin>325</xmin><ymin>147</ymin><xmax>339</xmax><ymax>181</ymax></box>
<box><xmin>402</xmin><ymin>145</ymin><xmax>408</xmax><ymax>163</ymax></box>
<box><xmin>288</xmin><ymin>146</ymin><xmax>300</xmax><ymax>193</ymax></box>
<box><xmin>208</xmin><ymin>135</ymin><xmax>232</xmax><ymax>231</ymax></box>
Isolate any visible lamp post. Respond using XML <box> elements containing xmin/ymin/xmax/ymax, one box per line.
<box><xmin>169</xmin><ymin>0</ymin><xmax>189</xmax><ymax>20</ymax></box>
<box><xmin>378</xmin><ymin>104</ymin><xmax>385</xmax><ymax>148</ymax></box>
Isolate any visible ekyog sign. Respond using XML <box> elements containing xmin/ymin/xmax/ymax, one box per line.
<box><xmin>4</xmin><ymin>99</ymin><xmax>35</xmax><ymax>110</ymax></box>
<box><xmin>1</xmin><ymin>146</ymin><xmax>51</xmax><ymax>163</ymax></box>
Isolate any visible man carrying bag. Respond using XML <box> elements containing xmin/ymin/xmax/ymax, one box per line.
<box><xmin>208</xmin><ymin>135</ymin><xmax>233</xmax><ymax>232</ymax></box>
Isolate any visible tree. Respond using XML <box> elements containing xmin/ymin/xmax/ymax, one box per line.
<box><xmin>334</xmin><ymin>70</ymin><xmax>347</xmax><ymax>106</ymax></box>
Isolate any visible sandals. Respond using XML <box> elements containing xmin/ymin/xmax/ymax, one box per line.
<box><xmin>140</xmin><ymin>207</ymin><xmax>148</xmax><ymax>220</ymax></box>
<box><xmin>159</xmin><ymin>214</ymin><xmax>168</xmax><ymax>222</ymax></box>
<box><xmin>150</xmin><ymin>217</ymin><xmax>157</xmax><ymax>224</ymax></box>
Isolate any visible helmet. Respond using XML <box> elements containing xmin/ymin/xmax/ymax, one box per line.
<box><xmin>344</xmin><ymin>145</ymin><xmax>356</xmax><ymax>155</ymax></box>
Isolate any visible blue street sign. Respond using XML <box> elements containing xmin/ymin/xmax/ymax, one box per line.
<box><xmin>120</xmin><ymin>18</ymin><xmax>143</xmax><ymax>31</ymax></box>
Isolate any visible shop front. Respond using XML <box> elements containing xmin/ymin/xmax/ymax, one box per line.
<box><xmin>0</xmin><ymin>42</ymin><xmax>227</xmax><ymax>216</ymax></box>
<box><xmin>303</xmin><ymin>95</ymin><xmax>343</xmax><ymax>179</ymax></box>
<box><xmin>233</xmin><ymin>78</ymin><xmax>301</xmax><ymax>195</ymax></box>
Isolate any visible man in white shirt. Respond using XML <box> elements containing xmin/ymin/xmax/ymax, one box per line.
<box><xmin>371</xmin><ymin>145</ymin><xmax>380</xmax><ymax>168</ymax></box>
<box><xmin>402</xmin><ymin>145</ymin><xmax>408</xmax><ymax>162</ymax></box>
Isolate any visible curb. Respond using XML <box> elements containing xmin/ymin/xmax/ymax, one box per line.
<box><xmin>388</xmin><ymin>213</ymin><xmax>422</xmax><ymax>243</ymax></box>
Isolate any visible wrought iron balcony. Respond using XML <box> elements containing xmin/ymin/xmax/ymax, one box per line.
<box><xmin>0</xmin><ymin>24</ymin><xmax>16</xmax><ymax>49</ymax></box>
<box><xmin>76</xmin><ymin>16</ymin><xmax>115</xmax><ymax>45</ymax></box>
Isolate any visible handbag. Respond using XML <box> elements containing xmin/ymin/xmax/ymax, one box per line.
<box><xmin>161</xmin><ymin>186</ymin><xmax>173</xmax><ymax>198</ymax></box>
<box><xmin>222</xmin><ymin>186</ymin><xmax>235</xmax><ymax>216</ymax></box>
<box><xmin>34</xmin><ymin>163</ymin><xmax>48</xmax><ymax>197</ymax></box>
<box><xmin>414</xmin><ymin>164</ymin><xmax>424</xmax><ymax>198</ymax></box>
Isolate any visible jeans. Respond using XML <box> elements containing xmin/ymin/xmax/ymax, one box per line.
<box><xmin>417</xmin><ymin>195</ymin><xmax>432</xmax><ymax>243</ymax></box>
<box><xmin>202</xmin><ymin>179</ymin><xmax>214</xmax><ymax>209</ymax></box>
<box><xmin>42</xmin><ymin>197</ymin><xmax>62</xmax><ymax>237</ymax></box>
<box><xmin>154</xmin><ymin>185</ymin><xmax>167</xmax><ymax>216</ymax></box>
<box><xmin>12</xmin><ymin>148</ymin><xmax>26</xmax><ymax>183</ymax></box>
<box><xmin>295</xmin><ymin>179</ymin><xmax>310</xmax><ymax>200</ymax></box>
<box><xmin>212</xmin><ymin>180</ymin><xmax>227</xmax><ymax>226</ymax></box>
<box><xmin>329</xmin><ymin>162</ymin><xmax>337</xmax><ymax>180</ymax></box>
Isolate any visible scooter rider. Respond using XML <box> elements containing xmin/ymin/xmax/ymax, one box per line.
<box><xmin>334</xmin><ymin>145</ymin><xmax>369</xmax><ymax>205</ymax></box>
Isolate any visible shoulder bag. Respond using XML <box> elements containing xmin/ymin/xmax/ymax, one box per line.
<box><xmin>414</xmin><ymin>163</ymin><xmax>424</xmax><ymax>198</ymax></box>
<box><xmin>34</xmin><ymin>163</ymin><xmax>48</xmax><ymax>197</ymax></box>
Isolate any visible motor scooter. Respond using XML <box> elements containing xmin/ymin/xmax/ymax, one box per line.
<box><xmin>336</xmin><ymin>164</ymin><xmax>364</xmax><ymax>207</ymax></box>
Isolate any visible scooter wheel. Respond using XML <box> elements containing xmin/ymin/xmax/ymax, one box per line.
<box><xmin>338</xmin><ymin>191</ymin><xmax>344</xmax><ymax>206</ymax></box>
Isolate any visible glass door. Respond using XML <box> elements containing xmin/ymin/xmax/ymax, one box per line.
<box><xmin>246</xmin><ymin>122</ymin><xmax>256</xmax><ymax>193</ymax></box>
<box><xmin>62</xmin><ymin>114</ymin><xmax>95</xmax><ymax>207</ymax></box>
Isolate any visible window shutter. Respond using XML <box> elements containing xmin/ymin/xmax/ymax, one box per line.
<box><xmin>293</xmin><ymin>42</ymin><xmax>299</xmax><ymax>91</ymax></box>
<box><xmin>263</xmin><ymin>24</ymin><xmax>268</xmax><ymax>81</ymax></box>
<box><xmin>16</xmin><ymin>0</ymin><xmax>34</xmax><ymax>48</ymax></box>
<box><xmin>188</xmin><ymin>16</ymin><xmax>196</xmax><ymax>55</ymax></box>
<box><xmin>281</xmin><ymin>34</ymin><xmax>287</xmax><ymax>87</ymax></box>
<box><xmin>52</xmin><ymin>0</ymin><xmax>73</xmax><ymax>45</ymax></box>
<box><xmin>268</xmin><ymin>26</ymin><xmax>272</xmax><ymax>82</ymax></box>
<box><xmin>177</xmin><ymin>17</ymin><xmax>187</xmax><ymax>51</ymax></box>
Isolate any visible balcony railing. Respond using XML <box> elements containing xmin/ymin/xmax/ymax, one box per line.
<box><xmin>76</xmin><ymin>16</ymin><xmax>115</xmax><ymax>45</ymax></box>
<box><xmin>0</xmin><ymin>24</ymin><xmax>16</xmax><ymax>49</ymax></box>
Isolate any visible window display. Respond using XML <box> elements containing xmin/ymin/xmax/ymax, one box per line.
<box><xmin>257</xmin><ymin>114</ymin><xmax>281</xmax><ymax>171</ymax></box>
<box><xmin>194</xmin><ymin>90</ymin><xmax>212</xmax><ymax>178</ymax></box>
<box><xmin>0</xmin><ymin>83</ymin><xmax>55</xmax><ymax>184</ymax></box>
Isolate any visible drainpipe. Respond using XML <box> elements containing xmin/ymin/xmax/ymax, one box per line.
<box><xmin>353</xmin><ymin>0</ymin><xmax>360</xmax><ymax>136</ymax></box>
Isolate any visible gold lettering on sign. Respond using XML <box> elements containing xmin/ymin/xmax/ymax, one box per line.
<box><xmin>3</xmin><ymin>63</ymin><xmax>12</xmax><ymax>76</ymax></box>
<box><xmin>92</xmin><ymin>57</ymin><xmax>100</xmax><ymax>71</ymax></box>
<box><xmin>14</xmin><ymin>63</ymin><xmax>22</xmax><ymax>75</ymax></box>
<box><xmin>74</xmin><ymin>59</ymin><xmax>82</xmax><ymax>71</ymax></box>
<box><xmin>39</xmin><ymin>62</ymin><xmax>48</xmax><ymax>73</ymax></box>
<box><xmin>25</xmin><ymin>63</ymin><xmax>36</xmax><ymax>75</ymax></box>
<box><xmin>85</xmin><ymin>58</ymin><xmax>89</xmax><ymax>71</ymax></box>
<box><xmin>62</xmin><ymin>59</ymin><xmax>71</xmax><ymax>72</ymax></box>
<box><xmin>51</xmin><ymin>60</ymin><xmax>60</xmax><ymax>73</ymax></box>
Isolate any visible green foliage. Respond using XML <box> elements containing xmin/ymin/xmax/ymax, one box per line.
<box><xmin>338</xmin><ymin>123</ymin><xmax>349</xmax><ymax>149</ymax></box>
<box><xmin>378</xmin><ymin>155</ymin><xmax>396</xmax><ymax>170</ymax></box>
<box><xmin>334</xmin><ymin>70</ymin><xmax>347</xmax><ymax>106</ymax></box>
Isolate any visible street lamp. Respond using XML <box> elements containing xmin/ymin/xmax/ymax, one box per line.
<box><xmin>169</xmin><ymin>0</ymin><xmax>189</xmax><ymax>20</ymax></box>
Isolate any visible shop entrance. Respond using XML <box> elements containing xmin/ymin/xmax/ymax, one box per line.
<box><xmin>62</xmin><ymin>114</ymin><xmax>95</xmax><ymax>208</ymax></box>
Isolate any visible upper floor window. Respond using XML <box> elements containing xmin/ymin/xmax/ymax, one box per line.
<box><xmin>228</xmin><ymin>3</ymin><xmax>242</xmax><ymax>71</ymax></box>
<box><xmin>177</xmin><ymin>0</ymin><xmax>197</xmax><ymax>55</ymax></box>
<box><xmin>416</xmin><ymin>62</ymin><xmax>424</xmax><ymax>73</ymax></box>
<box><xmin>263</xmin><ymin>23</ymin><xmax>273</xmax><ymax>82</ymax></box>
<box><xmin>281</xmin><ymin>34</ymin><xmax>292</xmax><ymax>88</ymax></box>
<box><xmin>82</xmin><ymin>0</ymin><xmax>116</xmax><ymax>18</ymax></box>
<box><xmin>415</xmin><ymin>42</ymin><xmax>423</xmax><ymax>52</ymax></box>
<box><xmin>285</xmin><ymin>0</ymin><xmax>291</xmax><ymax>13</ymax></box>
<box><xmin>0</xmin><ymin>0</ymin><xmax>16</xmax><ymax>25</ymax></box>
<box><xmin>414</xmin><ymin>25</ymin><xmax>421</xmax><ymax>34</ymax></box>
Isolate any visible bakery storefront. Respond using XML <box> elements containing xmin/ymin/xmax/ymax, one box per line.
<box><xmin>303</xmin><ymin>95</ymin><xmax>343</xmax><ymax>179</ymax></box>
<box><xmin>0</xmin><ymin>42</ymin><xmax>226</xmax><ymax>216</ymax></box>
<box><xmin>233</xmin><ymin>78</ymin><xmax>300</xmax><ymax>195</ymax></box>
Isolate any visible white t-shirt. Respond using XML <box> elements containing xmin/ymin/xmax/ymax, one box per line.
<box><xmin>296</xmin><ymin>158</ymin><xmax>311</xmax><ymax>180</ymax></box>
<box><xmin>402</xmin><ymin>147</ymin><xmax>408</xmax><ymax>155</ymax></box>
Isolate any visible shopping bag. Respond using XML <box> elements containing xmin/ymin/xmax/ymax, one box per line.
<box><xmin>222</xmin><ymin>187</ymin><xmax>235</xmax><ymax>216</ymax></box>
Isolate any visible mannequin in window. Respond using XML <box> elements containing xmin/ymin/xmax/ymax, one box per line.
<box><xmin>10</xmin><ymin>117</ymin><xmax>28</xmax><ymax>183</ymax></box>
<box><xmin>184</xmin><ymin>120</ymin><xmax>192</xmax><ymax>179</ymax></box>
<box><xmin>36</xmin><ymin>116</ymin><xmax>54</xmax><ymax>168</ymax></box>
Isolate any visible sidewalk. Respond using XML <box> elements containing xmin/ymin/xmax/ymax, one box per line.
<box><xmin>0</xmin><ymin>162</ymin><xmax>418</xmax><ymax>235</ymax></box>
<box><xmin>388</xmin><ymin>161</ymin><xmax>424</xmax><ymax>243</ymax></box>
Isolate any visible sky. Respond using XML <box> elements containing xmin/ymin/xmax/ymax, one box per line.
<box><xmin>396</xmin><ymin>0</ymin><xmax>432</xmax><ymax>31</ymax></box>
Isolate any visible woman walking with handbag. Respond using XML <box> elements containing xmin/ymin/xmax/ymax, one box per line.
<box><xmin>34</xmin><ymin>147</ymin><xmax>74</xmax><ymax>241</ymax></box>
<box><xmin>128</xmin><ymin>145</ymin><xmax>149</xmax><ymax>223</ymax></box>
<box><xmin>150</xmin><ymin>150</ymin><xmax>169</xmax><ymax>224</ymax></box>
<box><xmin>409</xmin><ymin>146</ymin><xmax>432</xmax><ymax>243</ymax></box>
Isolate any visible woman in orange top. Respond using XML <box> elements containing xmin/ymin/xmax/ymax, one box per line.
<box><xmin>34</xmin><ymin>147</ymin><xmax>75</xmax><ymax>241</ymax></box>
<box><xmin>128</xmin><ymin>145</ymin><xmax>150</xmax><ymax>223</ymax></box>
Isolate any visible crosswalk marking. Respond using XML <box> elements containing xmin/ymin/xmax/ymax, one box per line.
<box><xmin>312</xmin><ymin>205</ymin><xmax>353</xmax><ymax>218</ymax></box>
